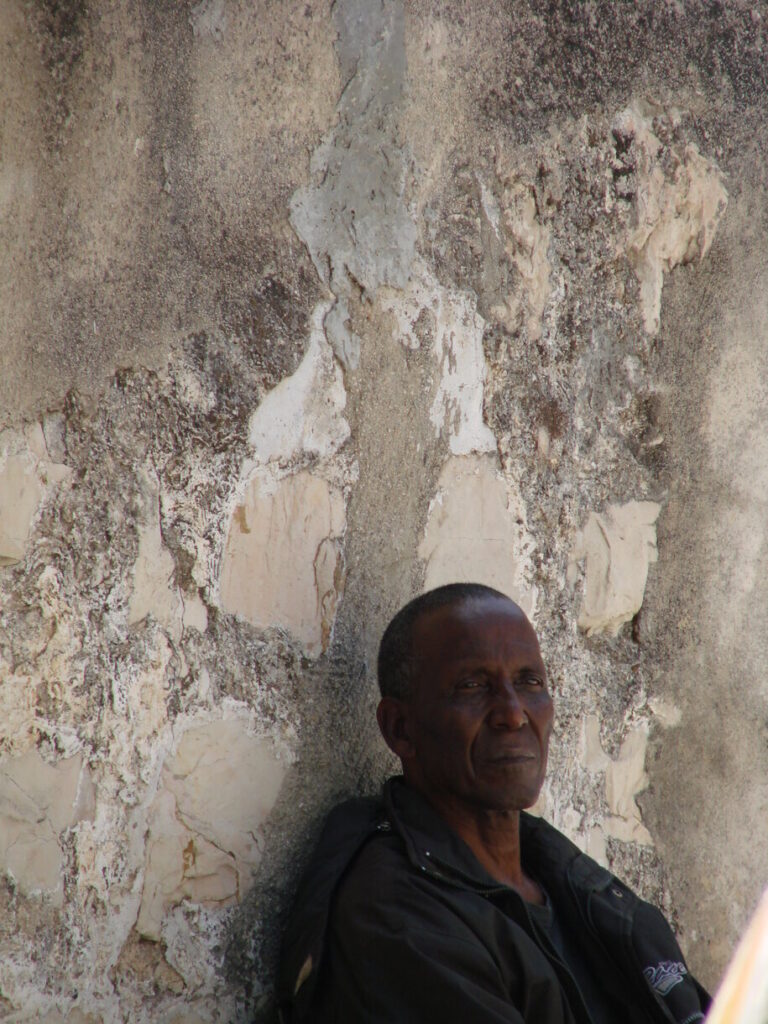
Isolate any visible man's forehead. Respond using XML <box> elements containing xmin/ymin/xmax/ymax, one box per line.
<box><xmin>411</xmin><ymin>595</ymin><xmax>541</xmax><ymax>654</ymax></box>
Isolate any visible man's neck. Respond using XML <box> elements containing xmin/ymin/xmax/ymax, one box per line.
<box><xmin>414</xmin><ymin>787</ymin><xmax>544</xmax><ymax>904</ymax></box>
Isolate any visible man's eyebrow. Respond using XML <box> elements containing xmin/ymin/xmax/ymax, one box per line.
<box><xmin>447</xmin><ymin>652</ymin><xmax>545</xmax><ymax>669</ymax></box>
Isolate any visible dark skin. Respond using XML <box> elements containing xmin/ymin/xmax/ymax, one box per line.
<box><xmin>377</xmin><ymin>595</ymin><xmax>554</xmax><ymax>905</ymax></box>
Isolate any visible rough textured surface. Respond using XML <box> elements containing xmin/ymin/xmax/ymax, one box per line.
<box><xmin>2</xmin><ymin>0</ymin><xmax>768</xmax><ymax>1019</ymax></box>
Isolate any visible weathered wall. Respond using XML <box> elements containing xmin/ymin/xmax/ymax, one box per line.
<box><xmin>1</xmin><ymin>0</ymin><xmax>767</xmax><ymax>1019</ymax></box>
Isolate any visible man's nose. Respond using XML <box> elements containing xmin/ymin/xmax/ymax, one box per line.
<box><xmin>488</xmin><ymin>683</ymin><xmax>528</xmax><ymax>729</ymax></box>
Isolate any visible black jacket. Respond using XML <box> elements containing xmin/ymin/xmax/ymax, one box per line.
<box><xmin>279</xmin><ymin>778</ymin><xmax>710</xmax><ymax>1023</ymax></box>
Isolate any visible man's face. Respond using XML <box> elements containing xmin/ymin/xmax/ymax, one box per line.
<box><xmin>397</xmin><ymin>596</ymin><xmax>554</xmax><ymax>815</ymax></box>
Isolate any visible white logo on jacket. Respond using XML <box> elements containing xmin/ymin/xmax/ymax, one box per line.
<box><xmin>643</xmin><ymin>960</ymin><xmax>688</xmax><ymax>996</ymax></box>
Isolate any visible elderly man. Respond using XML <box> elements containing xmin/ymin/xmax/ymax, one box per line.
<box><xmin>279</xmin><ymin>583</ymin><xmax>710</xmax><ymax>1023</ymax></box>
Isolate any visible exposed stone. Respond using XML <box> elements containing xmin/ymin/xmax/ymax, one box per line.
<box><xmin>0</xmin><ymin>751</ymin><xmax>94</xmax><ymax>902</ymax></box>
<box><xmin>616</xmin><ymin>103</ymin><xmax>728</xmax><ymax>336</ymax></box>
<box><xmin>219</xmin><ymin>471</ymin><xmax>345</xmax><ymax>655</ymax></box>
<box><xmin>36</xmin><ymin>1011</ymin><xmax>101</xmax><ymax>1024</ymax></box>
<box><xmin>138</xmin><ymin>718</ymin><xmax>285</xmax><ymax>941</ymax></box>
<box><xmin>419</xmin><ymin>455</ymin><xmax>536</xmax><ymax>616</ymax></box>
<box><xmin>0</xmin><ymin>454</ymin><xmax>43</xmax><ymax>565</ymax></box>
<box><xmin>569</xmin><ymin>501</ymin><xmax>661</xmax><ymax>636</ymax></box>
<box><xmin>182</xmin><ymin>592</ymin><xmax>209</xmax><ymax>634</ymax></box>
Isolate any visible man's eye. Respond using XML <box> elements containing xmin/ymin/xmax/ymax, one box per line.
<box><xmin>458</xmin><ymin>677</ymin><xmax>484</xmax><ymax>690</ymax></box>
<box><xmin>521</xmin><ymin>675</ymin><xmax>544</xmax><ymax>688</ymax></box>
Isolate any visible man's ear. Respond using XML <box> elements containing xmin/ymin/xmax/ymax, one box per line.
<box><xmin>376</xmin><ymin>697</ymin><xmax>416</xmax><ymax>760</ymax></box>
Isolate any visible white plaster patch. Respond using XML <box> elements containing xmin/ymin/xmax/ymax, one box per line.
<box><xmin>582</xmin><ymin>714</ymin><xmax>610</xmax><ymax>772</ymax></box>
<box><xmin>604</xmin><ymin>727</ymin><xmax>653</xmax><ymax>846</ymax></box>
<box><xmin>0</xmin><ymin>426</ymin><xmax>70</xmax><ymax>566</ymax></box>
<box><xmin>569</xmin><ymin>500</ymin><xmax>661</xmax><ymax>636</ymax></box>
<box><xmin>219</xmin><ymin>471</ymin><xmax>345</xmax><ymax>656</ymax></box>
<box><xmin>582</xmin><ymin>716</ymin><xmax>653</xmax><ymax>847</ymax></box>
<box><xmin>381</xmin><ymin>265</ymin><xmax>496</xmax><ymax>455</ymax></box>
<box><xmin>0</xmin><ymin>751</ymin><xmax>94</xmax><ymax>902</ymax></box>
<box><xmin>128</xmin><ymin>470</ymin><xmax>183</xmax><ymax>642</ymax></box>
<box><xmin>584</xmin><ymin>828</ymin><xmax>608</xmax><ymax>866</ymax></box>
<box><xmin>615</xmin><ymin>103</ymin><xmax>728</xmax><ymax>336</ymax></box>
<box><xmin>418</xmin><ymin>455</ymin><xmax>537</xmax><ymax>616</ymax></box>
<box><xmin>247</xmin><ymin>302</ymin><xmax>350</xmax><ymax>465</ymax></box>
<box><xmin>182</xmin><ymin>592</ymin><xmax>209</xmax><ymax>634</ymax></box>
<box><xmin>138</xmin><ymin>718</ymin><xmax>285</xmax><ymax>941</ymax></box>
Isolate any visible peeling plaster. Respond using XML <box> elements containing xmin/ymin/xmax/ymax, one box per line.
<box><xmin>381</xmin><ymin>263</ymin><xmax>497</xmax><ymax>455</ymax></box>
<box><xmin>604</xmin><ymin>727</ymin><xmax>653</xmax><ymax>846</ymax></box>
<box><xmin>582</xmin><ymin>716</ymin><xmax>653</xmax><ymax>847</ymax></box>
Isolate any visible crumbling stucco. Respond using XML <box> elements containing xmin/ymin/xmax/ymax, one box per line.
<box><xmin>289</xmin><ymin>0</ymin><xmax>415</xmax><ymax>370</ymax></box>
<box><xmin>1</xmin><ymin>0</ymin><xmax>766</xmax><ymax>1019</ymax></box>
<box><xmin>382</xmin><ymin>262</ymin><xmax>497</xmax><ymax>455</ymax></box>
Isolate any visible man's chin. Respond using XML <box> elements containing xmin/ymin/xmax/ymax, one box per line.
<box><xmin>471</xmin><ymin>768</ymin><xmax>545</xmax><ymax>812</ymax></box>
<box><xmin>470</xmin><ymin>785</ymin><xmax>543</xmax><ymax>814</ymax></box>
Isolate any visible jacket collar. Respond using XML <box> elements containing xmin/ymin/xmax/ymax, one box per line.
<box><xmin>384</xmin><ymin>777</ymin><xmax>506</xmax><ymax>889</ymax></box>
<box><xmin>383</xmin><ymin>776</ymin><xmax>613</xmax><ymax>896</ymax></box>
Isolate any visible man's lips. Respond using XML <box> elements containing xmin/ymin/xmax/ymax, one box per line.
<box><xmin>482</xmin><ymin>750</ymin><xmax>537</xmax><ymax>764</ymax></box>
